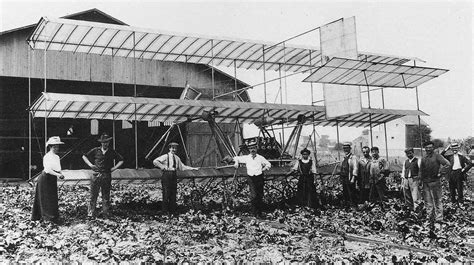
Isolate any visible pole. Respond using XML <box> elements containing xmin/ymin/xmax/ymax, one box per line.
<box><xmin>336</xmin><ymin>120</ymin><xmax>341</xmax><ymax>161</ymax></box>
<box><xmin>112</xmin><ymin>48</ymin><xmax>116</xmax><ymax>150</ymax></box>
<box><xmin>278</xmin><ymin>64</ymin><xmax>285</xmax><ymax>151</ymax></box>
<box><xmin>363</xmin><ymin>71</ymin><xmax>373</xmax><ymax>147</ymax></box>
<box><xmin>262</xmin><ymin>45</ymin><xmax>267</xmax><ymax>104</ymax></box>
<box><xmin>233</xmin><ymin>60</ymin><xmax>237</xmax><ymax>101</ymax></box>
<box><xmin>43</xmin><ymin>37</ymin><xmax>47</xmax><ymax>150</ymax></box>
<box><xmin>381</xmin><ymin>88</ymin><xmax>389</xmax><ymax>160</ymax></box>
<box><xmin>133</xmin><ymin>32</ymin><xmax>138</xmax><ymax>169</ymax></box>
<box><xmin>211</xmin><ymin>40</ymin><xmax>215</xmax><ymax>100</ymax></box>
<box><xmin>414</xmin><ymin>61</ymin><xmax>423</xmax><ymax>156</ymax></box>
<box><xmin>28</xmin><ymin>47</ymin><xmax>32</xmax><ymax>180</ymax></box>
<box><xmin>309</xmin><ymin>51</ymin><xmax>318</xmax><ymax>164</ymax></box>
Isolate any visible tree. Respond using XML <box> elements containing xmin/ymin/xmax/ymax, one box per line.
<box><xmin>406</xmin><ymin>125</ymin><xmax>432</xmax><ymax>148</ymax></box>
<box><xmin>333</xmin><ymin>142</ymin><xmax>344</xmax><ymax>151</ymax></box>
<box><xmin>432</xmin><ymin>138</ymin><xmax>445</xmax><ymax>149</ymax></box>
<box><xmin>462</xmin><ymin>136</ymin><xmax>473</xmax><ymax>153</ymax></box>
<box><xmin>319</xmin><ymin>135</ymin><xmax>330</xmax><ymax>148</ymax></box>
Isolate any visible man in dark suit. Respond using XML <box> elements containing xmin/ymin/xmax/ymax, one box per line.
<box><xmin>440</xmin><ymin>142</ymin><xmax>472</xmax><ymax>206</ymax></box>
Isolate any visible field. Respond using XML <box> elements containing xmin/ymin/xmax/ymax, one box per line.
<box><xmin>1</xmin><ymin>173</ymin><xmax>473</xmax><ymax>262</ymax></box>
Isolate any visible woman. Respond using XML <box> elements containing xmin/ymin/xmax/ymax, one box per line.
<box><xmin>288</xmin><ymin>148</ymin><xmax>319</xmax><ymax>208</ymax></box>
<box><xmin>31</xmin><ymin>136</ymin><xmax>65</xmax><ymax>223</ymax></box>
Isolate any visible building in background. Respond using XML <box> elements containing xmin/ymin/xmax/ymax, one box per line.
<box><xmin>352</xmin><ymin>116</ymin><xmax>429</xmax><ymax>163</ymax></box>
<box><xmin>0</xmin><ymin>9</ymin><xmax>251</xmax><ymax>179</ymax></box>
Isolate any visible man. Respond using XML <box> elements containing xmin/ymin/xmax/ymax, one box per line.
<box><xmin>420</xmin><ymin>141</ymin><xmax>450</xmax><ymax>223</ymax></box>
<box><xmin>288</xmin><ymin>148</ymin><xmax>318</xmax><ymax>208</ymax></box>
<box><xmin>82</xmin><ymin>133</ymin><xmax>124</xmax><ymax>218</ymax></box>
<box><xmin>357</xmin><ymin>146</ymin><xmax>372</xmax><ymax>204</ymax></box>
<box><xmin>401</xmin><ymin>147</ymin><xmax>422</xmax><ymax>211</ymax></box>
<box><xmin>369</xmin><ymin>146</ymin><xmax>390</xmax><ymax>207</ymax></box>
<box><xmin>339</xmin><ymin>142</ymin><xmax>358</xmax><ymax>206</ymax></box>
<box><xmin>233</xmin><ymin>141</ymin><xmax>271</xmax><ymax>216</ymax></box>
<box><xmin>153</xmin><ymin>142</ymin><xmax>198</xmax><ymax>214</ymax></box>
<box><xmin>440</xmin><ymin>143</ymin><xmax>472</xmax><ymax>206</ymax></box>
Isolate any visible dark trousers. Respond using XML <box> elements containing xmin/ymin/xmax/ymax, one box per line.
<box><xmin>359</xmin><ymin>188</ymin><xmax>370</xmax><ymax>204</ymax></box>
<box><xmin>89</xmin><ymin>172</ymin><xmax>112</xmax><ymax>216</ymax></box>
<box><xmin>32</xmin><ymin>172</ymin><xmax>59</xmax><ymax>222</ymax></box>
<box><xmin>369</xmin><ymin>178</ymin><xmax>386</xmax><ymax>204</ymax></box>
<box><xmin>449</xmin><ymin>169</ymin><xmax>464</xmax><ymax>203</ymax></box>
<box><xmin>296</xmin><ymin>174</ymin><xmax>318</xmax><ymax>208</ymax></box>
<box><xmin>341</xmin><ymin>175</ymin><xmax>356</xmax><ymax>205</ymax></box>
<box><xmin>162</xmin><ymin>171</ymin><xmax>178</xmax><ymax>214</ymax></box>
<box><xmin>247</xmin><ymin>174</ymin><xmax>264</xmax><ymax>214</ymax></box>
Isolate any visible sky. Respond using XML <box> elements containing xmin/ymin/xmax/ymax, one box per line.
<box><xmin>1</xmin><ymin>0</ymin><xmax>472</xmax><ymax>142</ymax></box>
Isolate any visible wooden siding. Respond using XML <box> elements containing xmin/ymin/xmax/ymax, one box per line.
<box><xmin>0</xmin><ymin>28</ymin><xmax>249</xmax><ymax>96</ymax></box>
<box><xmin>186</xmin><ymin>122</ymin><xmax>242</xmax><ymax>167</ymax></box>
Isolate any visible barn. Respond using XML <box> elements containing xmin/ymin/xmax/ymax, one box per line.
<box><xmin>0</xmin><ymin>8</ymin><xmax>250</xmax><ymax>179</ymax></box>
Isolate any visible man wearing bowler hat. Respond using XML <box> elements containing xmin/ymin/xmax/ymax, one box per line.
<box><xmin>233</xmin><ymin>140</ymin><xmax>271</xmax><ymax>217</ymax></box>
<box><xmin>82</xmin><ymin>133</ymin><xmax>124</xmax><ymax>218</ymax></box>
<box><xmin>440</xmin><ymin>142</ymin><xmax>472</xmax><ymax>206</ymax></box>
<box><xmin>153</xmin><ymin>142</ymin><xmax>198</xmax><ymax>214</ymax></box>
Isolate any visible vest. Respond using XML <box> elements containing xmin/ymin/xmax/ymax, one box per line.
<box><xmin>299</xmin><ymin>159</ymin><xmax>313</xmax><ymax>175</ymax></box>
<box><xmin>341</xmin><ymin>154</ymin><xmax>351</xmax><ymax>176</ymax></box>
<box><xmin>404</xmin><ymin>157</ymin><xmax>419</xmax><ymax>178</ymax></box>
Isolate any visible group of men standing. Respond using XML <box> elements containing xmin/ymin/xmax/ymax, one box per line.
<box><xmin>339</xmin><ymin>143</ymin><xmax>390</xmax><ymax>208</ymax></box>
<box><xmin>402</xmin><ymin>141</ymin><xmax>471</xmax><ymax>224</ymax></box>
<box><xmin>74</xmin><ymin>133</ymin><xmax>472</xmax><ymax>223</ymax></box>
<box><xmin>340</xmin><ymin>140</ymin><xmax>472</xmax><ymax>225</ymax></box>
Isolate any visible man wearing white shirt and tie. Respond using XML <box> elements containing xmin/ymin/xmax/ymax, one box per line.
<box><xmin>440</xmin><ymin>142</ymin><xmax>472</xmax><ymax>206</ymax></box>
<box><xmin>234</xmin><ymin>141</ymin><xmax>271</xmax><ymax>217</ymax></box>
<box><xmin>153</xmin><ymin>142</ymin><xmax>198</xmax><ymax>214</ymax></box>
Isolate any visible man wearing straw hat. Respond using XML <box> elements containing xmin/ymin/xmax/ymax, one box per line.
<box><xmin>440</xmin><ymin>142</ymin><xmax>472</xmax><ymax>207</ymax></box>
<box><xmin>82</xmin><ymin>133</ymin><xmax>124</xmax><ymax>218</ymax></box>
<box><xmin>153</xmin><ymin>142</ymin><xmax>198</xmax><ymax>215</ymax></box>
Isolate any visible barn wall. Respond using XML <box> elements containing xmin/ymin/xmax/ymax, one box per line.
<box><xmin>186</xmin><ymin>122</ymin><xmax>242</xmax><ymax>167</ymax></box>
<box><xmin>0</xmin><ymin>28</ymin><xmax>248</xmax><ymax>97</ymax></box>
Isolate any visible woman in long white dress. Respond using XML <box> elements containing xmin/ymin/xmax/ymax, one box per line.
<box><xmin>31</xmin><ymin>136</ymin><xmax>65</xmax><ymax>223</ymax></box>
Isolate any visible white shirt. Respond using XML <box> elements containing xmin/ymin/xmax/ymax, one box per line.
<box><xmin>153</xmin><ymin>152</ymin><xmax>195</xmax><ymax>171</ymax></box>
<box><xmin>401</xmin><ymin>157</ymin><xmax>421</xmax><ymax>178</ymax></box>
<box><xmin>452</xmin><ymin>154</ymin><xmax>462</xmax><ymax>170</ymax></box>
<box><xmin>234</xmin><ymin>154</ymin><xmax>271</xmax><ymax>176</ymax></box>
<box><xmin>43</xmin><ymin>151</ymin><xmax>61</xmax><ymax>175</ymax></box>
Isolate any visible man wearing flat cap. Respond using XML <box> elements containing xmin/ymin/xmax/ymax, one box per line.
<box><xmin>233</xmin><ymin>140</ymin><xmax>271</xmax><ymax>217</ymax></box>
<box><xmin>288</xmin><ymin>148</ymin><xmax>319</xmax><ymax>208</ymax></box>
<box><xmin>401</xmin><ymin>147</ymin><xmax>421</xmax><ymax>211</ymax></box>
<box><xmin>83</xmin><ymin>133</ymin><xmax>124</xmax><ymax>218</ymax></box>
<box><xmin>153</xmin><ymin>142</ymin><xmax>198</xmax><ymax>214</ymax></box>
<box><xmin>339</xmin><ymin>142</ymin><xmax>358</xmax><ymax>207</ymax></box>
<box><xmin>440</xmin><ymin>142</ymin><xmax>472</xmax><ymax>206</ymax></box>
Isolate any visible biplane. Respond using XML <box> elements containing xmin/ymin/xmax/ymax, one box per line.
<box><xmin>25</xmin><ymin>16</ymin><xmax>447</xmax><ymax>201</ymax></box>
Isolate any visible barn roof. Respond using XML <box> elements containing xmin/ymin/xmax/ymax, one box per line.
<box><xmin>0</xmin><ymin>8</ymin><xmax>127</xmax><ymax>35</ymax></box>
